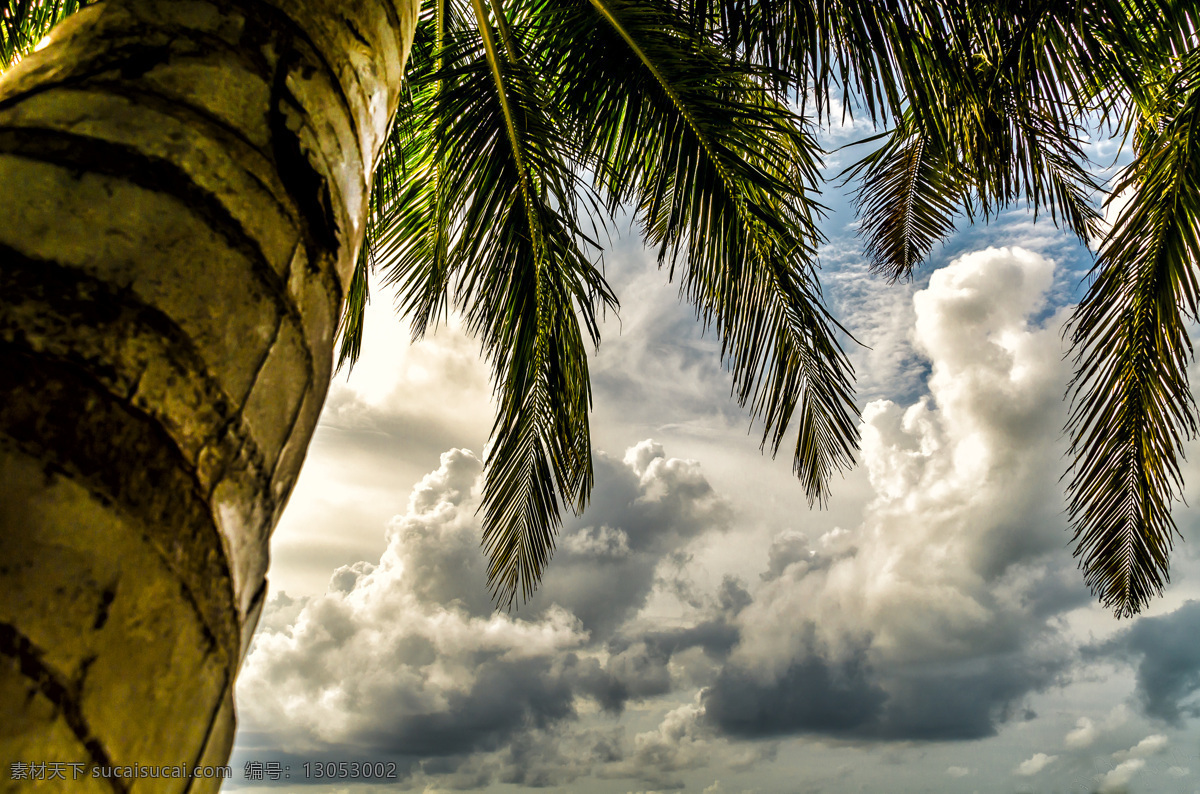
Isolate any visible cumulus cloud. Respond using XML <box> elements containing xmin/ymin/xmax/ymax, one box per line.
<box><xmin>522</xmin><ymin>440</ymin><xmax>733</xmax><ymax>638</ymax></box>
<box><xmin>598</xmin><ymin>703</ymin><xmax>712</xmax><ymax>789</ymax></box>
<box><xmin>1097</xmin><ymin>758</ymin><xmax>1146</xmax><ymax>793</ymax></box>
<box><xmin>232</xmin><ymin>241</ymin><xmax>1193</xmax><ymax>790</ymax></box>
<box><xmin>702</xmin><ymin>627</ymin><xmax>886</xmax><ymax>738</ymax></box>
<box><xmin>1112</xmin><ymin>734</ymin><xmax>1169</xmax><ymax>761</ymax></box>
<box><xmin>702</xmin><ymin>247</ymin><xmax>1079</xmax><ymax>742</ymax></box>
<box><xmin>1015</xmin><ymin>752</ymin><xmax>1057</xmax><ymax>776</ymax></box>
<box><xmin>237</xmin><ymin>450</ymin><xmax>582</xmax><ymax>777</ymax></box>
<box><xmin>235</xmin><ymin>443</ymin><xmax>736</xmax><ymax>788</ymax></box>
<box><xmin>1064</xmin><ymin>706</ymin><xmax>1130</xmax><ymax>750</ymax></box>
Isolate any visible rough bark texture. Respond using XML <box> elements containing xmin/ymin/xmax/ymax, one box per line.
<box><xmin>0</xmin><ymin>1</ymin><xmax>416</xmax><ymax>789</ymax></box>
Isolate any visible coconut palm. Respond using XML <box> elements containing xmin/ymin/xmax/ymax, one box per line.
<box><xmin>0</xmin><ymin>0</ymin><xmax>1193</xmax><ymax>782</ymax></box>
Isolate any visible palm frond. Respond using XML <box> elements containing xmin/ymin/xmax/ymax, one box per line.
<box><xmin>844</xmin><ymin>127</ymin><xmax>964</xmax><ymax>280</ymax></box>
<box><xmin>839</xmin><ymin>0</ymin><xmax>1115</xmax><ymax>276</ymax></box>
<box><xmin>335</xmin><ymin>246</ymin><xmax>373</xmax><ymax>369</ymax></box>
<box><xmin>1066</xmin><ymin>49</ymin><xmax>1200</xmax><ymax>617</ymax></box>
<box><xmin>549</xmin><ymin>0</ymin><xmax>860</xmax><ymax>503</ymax></box>
<box><xmin>372</xmin><ymin>0</ymin><xmax>617</xmax><ymax>607</ymax></box>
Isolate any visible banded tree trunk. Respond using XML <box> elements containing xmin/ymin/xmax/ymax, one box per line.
<box><xmin>0</xmin><ymin>1</ymin><xmax>416</xmax><ymax>789</ymax></box>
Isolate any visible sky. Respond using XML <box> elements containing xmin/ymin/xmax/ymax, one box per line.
<box><xmin>225</xmin><ymin>119</ymin><xmax>1200</xmax><ymax>794</ymax></box>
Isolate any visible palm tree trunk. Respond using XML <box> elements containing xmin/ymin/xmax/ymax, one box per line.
<box><xmin>0</xmin><ymin>1</ymin><xmax>416</xmax><ymax>789</ymax></box>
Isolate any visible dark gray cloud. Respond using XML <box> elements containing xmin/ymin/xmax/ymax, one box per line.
<box><xmin>351</xmin><ymin>654</ymin><xmax>578</xmax><ymax>757</ymax></box>
<box><xmin>582</xmin><ymin>576</ymin><xmax>749</xmax><ymax>713</ymax></box>
<box><xmin>872</xmin><ymin>654</ymin><xmax>1061</xmax><ymax>740</ymax></box>
<box><xmin>703</xmin><ymin>630</ymin><xmax>886</xmax><ymax>738</ymax></box>
<box><xmin>703</xmin><ymin>630</ymin><xmax>1063</xmax><ymax>742</ymax></box>
<box><xmin>523</xmin><ymin>441</ymin><xmax>732</xmax><ymax>638</ymax></box>
<box><xmin>1091</xmin><ymin>600</ymin><xmax>1200</xmax><ymax>725</ymax></box>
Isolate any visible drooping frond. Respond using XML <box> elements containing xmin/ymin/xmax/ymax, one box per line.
<box><xmin>335</xmin><ymin>246</ymin><xmax>373</xmax><ymax>369</ymax></box>
<box><xmin>371</xmin><ymin>0</ymin><xmax>617</xmax><ymax>607</ymax></box>
<box><xmin>549</xmin><ymin>0</ymin><xmax>860</xmax><ymax>503</ymax></box>
<box><xmin>1066</xmin><ymin>48</ymin><xmax>1200</xmax><ymax>617</ymax></box>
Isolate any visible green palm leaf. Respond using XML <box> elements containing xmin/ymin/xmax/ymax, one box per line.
<box><xmin>1066</xmin><ymin>49</ymin><xmax>1200</xmax><ymax>617</ymax></box>
<box><xmin>844</xmin><ymin>126</ymin><xmax>964</xmax><ymax>281</ymax></box>
<box><xmin>548</xmin><ymin>0</ymin><xmax>860</xmax><ymax>503</ymax></box>
<box><xmin>369</xmin><ymin>0</ymin><xmax>617</xmax><ymax>607</ymax></box>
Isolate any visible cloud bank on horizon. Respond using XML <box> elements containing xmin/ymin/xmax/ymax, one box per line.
<box><xmin>231</xmin><ymin>245</ymin><xmax>1200</xmax><ymax>793</ymax></box>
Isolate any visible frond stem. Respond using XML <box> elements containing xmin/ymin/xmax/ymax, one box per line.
<box><xmin>487</xmin><ymin>0</ymin><xmax>520</xmax><ymax>63</ymax></box>
<box><xmin>900</xmin><ymin>135</ymin><xmax>927</xmax><ymax>274</ymax></box>
<box><xmin>470</xmin><ymin>0</ymin><xmax>539</xmax><ymax>254</ymax></box>
<box><xmin>588</xmin><ymin>0</ymin><xmax>738</xmax><ymax>205</ymax></box>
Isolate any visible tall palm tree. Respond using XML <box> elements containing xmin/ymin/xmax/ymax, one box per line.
<box><xmin>0</xmin><ymin>0</ymin><xmax>1194</xmax><ymax>783</ymax></box>
<box><xmin>0</xmin><ymin>0</ymin><xmax>421</xmax><ymax>784</ymax></box>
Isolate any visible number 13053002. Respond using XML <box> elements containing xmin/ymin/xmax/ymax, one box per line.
<box><xmin>304</xmin><ymin>762</ymin><xmax>399</xmax><ymax>779</ymax></box>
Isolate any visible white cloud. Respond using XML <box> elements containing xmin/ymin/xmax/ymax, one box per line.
<box><xmin>1064</xmin><ymin>706</ymin><xmax>1130</xmax><ymax>750</ymax></box>
<box><xmin>946</xmin><ymin>766</ymin><xmax>972</xmax><ymax>777</ymax></box>
<box><xmin>1097</xmin><ymin>758</ymin><xmax>1146</xmax><ymax>793</ymax></box>
<box><xmin>563</xmin><ymin>525</ymin><xmax>632</xmax><ymax>559</ymax></box>
<box><xmin>705</xmin><ymin>247</ymin><xmax>1078</xmax><ymax>740</ymax></box>
<box><xmin>238</xmin><ymin>449</ymin><xmax>591</xmax><ymax>756</ymax></box>
<box><xmin>1014</xmin><ymin>753</ymin><xmax>1057</xmax><ymax>776</ymax></box>
<box><xmin>1064</xmin><ymin>716</ymin><xmax>1098</xmax><ymax>749</ymax></box>
<box><xmin>1112</xmin><ymin>734</ymin><xmax>1169</xmax><ymax>761</ymax></box>
<box><xmin>237</xmin><ymin>443</ymin><xmax>739</xmax><ymax>788</ymax></box>
<box><xmin>758</xmin><ymin>247</ymin><xmax>1067</xmax><ymax>659</ymax></box>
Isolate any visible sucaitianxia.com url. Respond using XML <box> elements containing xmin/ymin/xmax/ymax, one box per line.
<box><xmin>10</xmin><ymin>762</ymin><xmax>232</xmax><ymax>781</ymax></box>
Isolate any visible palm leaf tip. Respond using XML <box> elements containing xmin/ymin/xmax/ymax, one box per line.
<box><xmin>334</xmin><ymin>244</ymin><xmax>373</xmax><ymax>371</ymax></box>
<box><xmin>846</xmin><ymin>129</ymin><xmax>962</xmax><ymax>282</ymax></box>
